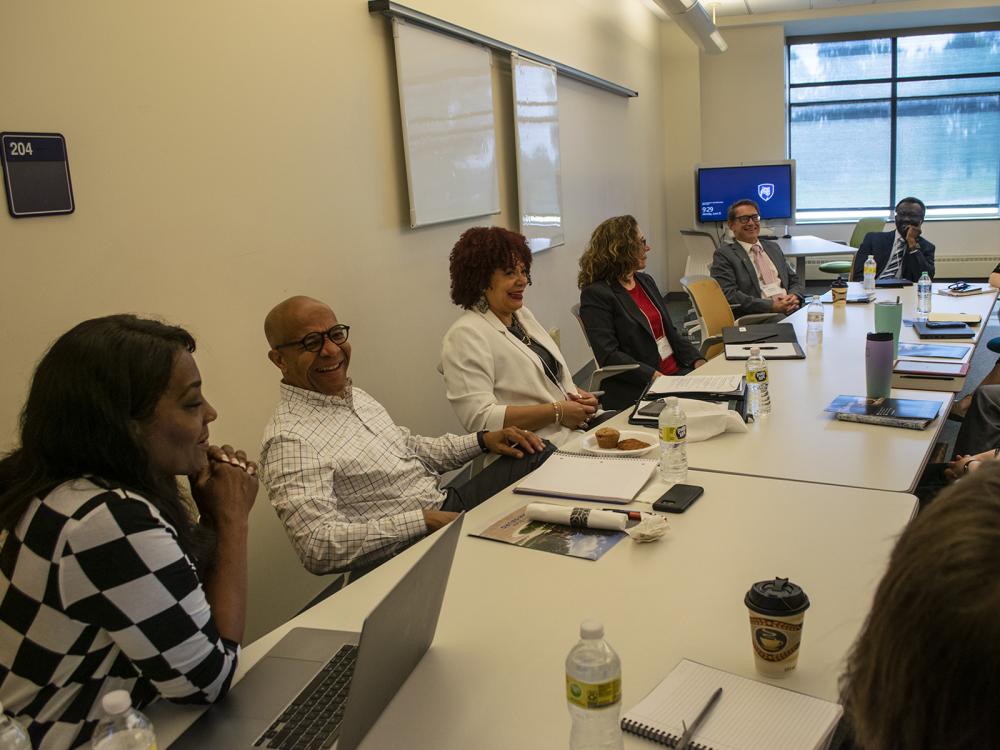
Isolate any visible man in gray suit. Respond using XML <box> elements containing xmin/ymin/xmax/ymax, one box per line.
<box><xmin>710</xmin><ymin>198</ymin><xmax>806</xmax><ymax>318</ymax></box>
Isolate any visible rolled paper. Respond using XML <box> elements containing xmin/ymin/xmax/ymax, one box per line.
<box><xmin>524</xmin><ymin>502</ymin><xmax>628</xmax><ymax>531</ymax></box>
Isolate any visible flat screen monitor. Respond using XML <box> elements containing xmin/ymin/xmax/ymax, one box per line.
<box><xmin>696</xmin><ymin>161</ymin><xmax>795</xmax><ymax>224</ymax></box>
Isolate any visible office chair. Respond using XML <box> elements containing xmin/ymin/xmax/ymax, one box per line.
<box><xmin>679</xmin><ymin>229</ymin><xmax>719</xmax><ymax>339</ymax></box>
<box><xmin>570</xmin><ymin>303</ymin><xmax>639</xmax><ymax>393</ymax></box>
<box><xmin>679</xmin><ymin>275</ymin><xmax>782</xmax><ymax>360</ymax></box>
<box><xmin>680</xmin><ymin>229</ymin><xmax>718</xmax><ymax>278</ymax></box>
<box><xmin>818</xmin><ymin>218</ymin><xmax>886</xmax><ymax>276</ymax></box>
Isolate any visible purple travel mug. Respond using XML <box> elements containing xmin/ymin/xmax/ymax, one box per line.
<box><xmin>866</xmin><ymin>332</ymin><xmax>894</xmax><ymax>399</ymax></box>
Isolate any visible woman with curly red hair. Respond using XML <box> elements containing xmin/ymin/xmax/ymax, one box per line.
<box><xmin>578</xmin><ymin>215</ymin><xmax>705</xmax><ymax>409</ymax></box>
<box><xmin>441</xmin><ymin>226</ymin><xmax>600</xmax><ymax>446</ymax></box>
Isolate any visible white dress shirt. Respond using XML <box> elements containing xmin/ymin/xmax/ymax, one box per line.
<box><xmin>260</xmin><ymin>382</ymin><xmax>480</xmax><ymax>573</ymax></box>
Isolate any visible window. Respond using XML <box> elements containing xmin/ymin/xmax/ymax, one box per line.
<box><xmin>788</xmin><ymin>28</ymin><xmax>1000</xmax><ymax>222</ymax></box>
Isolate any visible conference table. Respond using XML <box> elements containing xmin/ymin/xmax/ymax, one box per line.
<box><xmin>154</xmin><ymin>470</ymin><xmax>917</xmax><ymax>748</ymax></box>
<box><xmin>773</xmin><ymin>235</ymin><xmax>855</xmax><ymax>280</ymax></box>
<box><xmin>597</xmin><ymin>282</ymin><xmax>997</xmax><ymax>493</ymax></box>
<box><xmin>151</xmin><ymin>281</ymin><xmax>990</xmax><ymax>748</ymax></box>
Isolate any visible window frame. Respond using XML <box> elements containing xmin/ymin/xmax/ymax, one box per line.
<box><xmin>786</xmin><ymin>23</ymin><xmax>1000</xmax><ymax>223</ymax></box>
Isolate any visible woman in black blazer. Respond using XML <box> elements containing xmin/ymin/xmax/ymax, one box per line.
<box><xmin>578</xmin><ymin>215</ymin><xmax>705</xmax><ymax>410</ymax></box>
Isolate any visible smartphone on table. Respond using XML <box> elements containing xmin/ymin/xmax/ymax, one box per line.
<box><xmin>652</xmin><ymin>484</ymin><xmax>704</xmax><ymax>513</ymax></box>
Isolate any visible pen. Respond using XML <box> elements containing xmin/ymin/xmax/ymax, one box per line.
<box><xmin>676</xmin><ymin>687</ymin><xmax>723</xmax><ymax>750</ymax></box>
<box><xmin>590</xmin><ymin>390</ymin><xmax>605</xmax><ymax>397</ymax></box>
<box><xmin>741</xmin><ymin>345</ymin><xmax>778</xmax><ymax>350</ymax></box>
<box><xmin>596</xmin><ymin>508</ymin><xmax>649</xmax><ymax>521</ymax></box>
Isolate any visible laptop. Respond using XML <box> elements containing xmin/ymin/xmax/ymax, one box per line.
<box><xmin>172</xmin><ymin>514</ymin><xmax>464</xmax><ymax>750</ymax></box>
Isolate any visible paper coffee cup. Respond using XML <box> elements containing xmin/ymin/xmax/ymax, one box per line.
<box><xmin>745</xmin><ymin>577</ymin><xmax>810</xmax><ymax>677</ymax></box>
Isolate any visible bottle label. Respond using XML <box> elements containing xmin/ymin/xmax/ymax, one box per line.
<box><xmin>566</xmin><ymin>675</ymin><xmax>622</xmax><ymax>709</ymax></box>
<box><xmin>750</xmin><ymin>369</ymin><xmax>768</xmax><ymax>384</ymax></box>
<box><xmin>660</xmin><ymin>425</ymin><xmax>686</xmax><ymax>442</ymax></box>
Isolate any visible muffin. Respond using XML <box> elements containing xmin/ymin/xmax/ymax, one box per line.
<box><xmin>595</xmin><ymin>427</ymin><xmax>620</xmax><ymax>449</ymax></box>
<box><xmin>617</xmin><ymin>438</ymin><xmax>650</xmax><ymax>451</ymax></box>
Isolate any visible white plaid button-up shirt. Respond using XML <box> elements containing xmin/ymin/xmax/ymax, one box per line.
<box><xmin>260</xmin><ymin>383</ymin><xmax>480</xmax><ymax>574</ymax></box>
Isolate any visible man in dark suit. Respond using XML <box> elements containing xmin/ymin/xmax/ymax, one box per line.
<box><xmin>850</xmin><ymin>197</ymin><xmax>935</xmax><ymax>282</ymax></box>
<box><xmin>709</xmin><ymin>198</ymin><xmax>806</xmax><ymax>317</ymax></box>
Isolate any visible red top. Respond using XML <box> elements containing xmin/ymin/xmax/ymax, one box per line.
<box><xmin>626</xmin><ymin>283</ymin><xmax>678</xmax><ymax>375</ymax></box>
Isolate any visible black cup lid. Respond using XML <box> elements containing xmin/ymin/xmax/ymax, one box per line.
<box><xmin>745</xmin><ymin>577</ymin><xmax>810</xmax><ymax>616</ymax></box>
<box><xmin>832</xmin><ymin>276</ymin><xmax>848</xmax><ymax>288</ymax></box>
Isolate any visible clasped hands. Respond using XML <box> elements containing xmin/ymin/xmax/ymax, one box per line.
<box><xmin>771</xmin><ymin>294</ymin><xmax>801</xmax><ymax>314</ymax></box>
<box><xmin>190</xmin><ymin>444</ymin><xmax>259</xmax><ymax>527</ymax></box>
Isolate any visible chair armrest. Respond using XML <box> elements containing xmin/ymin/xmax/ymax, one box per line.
<box><xmin>589</xmin><ymin>364</ymin><xmax>640</xmax><ymax>391</ymax></box>
<box><xmin>734</xmin><ymin>313</ymin><xmax>786</xmax><ymax>326</ymax></box>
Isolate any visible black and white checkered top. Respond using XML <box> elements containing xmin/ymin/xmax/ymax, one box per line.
<box><xmin>0</xmin><ymin>478</ymin><xmax>240</xmax><ymax>750</ymax></box>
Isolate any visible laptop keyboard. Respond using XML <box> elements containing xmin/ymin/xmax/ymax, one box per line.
<box><xmin>254</xmin><ymin>644</ymin><xmax>358</xmax><ymax>750</ymax></box>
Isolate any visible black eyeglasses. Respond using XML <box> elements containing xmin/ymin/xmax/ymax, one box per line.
<box><xmin>273</xmin><ymin>325</ymin><xmax>350</xmax><ymax>353</ymax></box>
<box><xmin>734</xmin><ymin>214</ymin><xmax>761</xmax><ymax>225</ymax></box>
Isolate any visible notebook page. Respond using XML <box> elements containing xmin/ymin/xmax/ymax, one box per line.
<box><xmin>513</xmin><ymin>452</ymin><xmax>656</xmax><ymax>503</ymax></box>
<box><xmin>624</xmin><ymin>660</ymin><xmax>842</xmax><ymax>750</ymax></box>
<box><xmin>647</xmin><ymin>374</ymin><xmax>744</xmax><ymax>396</ymax></box>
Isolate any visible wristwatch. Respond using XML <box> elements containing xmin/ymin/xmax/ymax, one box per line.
<box><xmin>476</xmin><ymin>430</ymin><xmax>489</xmax><ymax>453</ymax></box>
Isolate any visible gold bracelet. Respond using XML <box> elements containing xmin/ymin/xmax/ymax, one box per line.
<box><xmin>552</xmin><ymin>401</ymin><xmax>562</xmax><ymax>425</ymax></box>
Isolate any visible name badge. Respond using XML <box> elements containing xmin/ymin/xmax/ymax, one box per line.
<box><xmin>656</xmin><ymin>335</ymin><xmax>674</xmax><ymax>360</ymax></box>
<box><xmin>761</xmin><ymin>282</ymin><xmax>785</xmax><ymax>298</ymax></box>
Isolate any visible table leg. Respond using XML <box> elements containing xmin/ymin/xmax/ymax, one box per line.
<box><xmin>796</xmin><ymin>257</ymin><xmax>806</xmax><ymax>282</ymax></box>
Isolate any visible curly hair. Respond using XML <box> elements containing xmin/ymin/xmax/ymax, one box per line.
<box><xmin>449</xmin><ymin>226</ymin><xmax>533</xmax><ymax>309</ymax></box>
<box><xmin>577</xmin><ymin>215</ymin><xmax>643</xmax><ymax>288</ymax></box>
<box><xmin>839</xmin><ymin>462</ymin><xmax>1000</xmax><ymax>750</ymax></box>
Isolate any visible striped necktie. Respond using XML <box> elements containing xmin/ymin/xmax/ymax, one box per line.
<box><xmin>878</xmin><ymin>237</ymin><xmax>905</xmax><ymax>279</ymax></box>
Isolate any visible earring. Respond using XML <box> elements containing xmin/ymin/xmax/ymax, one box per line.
<box><xmin>474</xmin><ymin>295</ymin><xmax>490</xmax><ymax>314</ymax></box>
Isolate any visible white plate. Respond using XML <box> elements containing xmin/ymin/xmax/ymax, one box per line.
<box><xmin>580</xmin><ymin>430</ymin><xmax>657</xmax><ymax>456</ymax></box>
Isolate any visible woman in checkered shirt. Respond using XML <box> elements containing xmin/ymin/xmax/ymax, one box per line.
<box><xmin>0</xmin><ymin>315</ymin><xmax>258</xmax><ymax>749</ymax></box>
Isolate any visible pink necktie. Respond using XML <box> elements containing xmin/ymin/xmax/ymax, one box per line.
<box><xmin>751</xmin><ymin>244</ymin><xmax>780</xmax><ymax>296</ymax></box>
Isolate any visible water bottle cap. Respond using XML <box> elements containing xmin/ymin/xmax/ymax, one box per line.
<box><xmin>580</xmin><ymin>619</ymin><xmax>604</xmax><ymax>639</ymax></box>
<box><xmin>750</xmin><ymin>346</ymin><xmax>760</xmax><ymax>355</ymax></box>
<box><xmin>867</xmin><ymin>254</ymin><xmax>875</xmax><ymax>260</ymax></box>
<box><xmin>664</xmin><ymin>396</ymin><xmax>678</xmax><ymax>407</ymax></box>
<box><xmin>101</xmin><ymin>690</ymin><xmax>132</xmax><ymax>715</ymax></box>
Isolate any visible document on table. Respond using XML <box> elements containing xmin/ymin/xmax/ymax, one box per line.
<box><xmin>646</xmin><ymin>374</ymin><xmax>744</xmax><ymax>396</ymax></box>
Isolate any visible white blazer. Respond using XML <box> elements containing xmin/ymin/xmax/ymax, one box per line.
<box><xmin>441</xmin><ymin>306</ymin><xmax>578</xmax><ymax>445</ymax></box>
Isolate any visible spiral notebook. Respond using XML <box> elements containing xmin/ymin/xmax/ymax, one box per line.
<box><xmin>512</xmin><ymin>451</ymin><xmax>656</xmax><ymax>504</ymax></box>
<box><xmin>621</xmin><ymin>659</ymin><xmax>842</xmax><ymax>749</ymax></box>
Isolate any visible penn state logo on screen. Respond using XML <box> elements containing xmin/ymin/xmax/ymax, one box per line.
<box><xmin>757</xmin><ymin>183</ymin><xmax>775</xmax><ymax>202</ymax></box>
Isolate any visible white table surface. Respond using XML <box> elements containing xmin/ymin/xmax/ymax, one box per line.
<box><xmin>773</xmin><ymin>235</ymin><xmax>855</xmax><ymax>279</ymax></box>
<box><xmin>609</xmin><ymin>282</ymin><xmax>1000</xmax><ymax>493</ymax></box>
<box><xmin>154</xmin><ymin>471</ymin><xmax>917</xmax><ymax>749</ymax></box>
<box><xmin>821</xmin><ymin>281</ymin><xmax>998</xmax><ymax>346</ymax></box>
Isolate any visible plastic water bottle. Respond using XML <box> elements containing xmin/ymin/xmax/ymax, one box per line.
<box><xmin>917</xmin><ymin>271</ymin><xmax>932</xmax><ymax>321</ymax></box>
<box><xmin>91</xmin><ymin>691</ymin><xmax>156</xmax><ymax>750</ymax></box>
<box><xmin>746</xmin><ymin>347</ymin><xmax>772</xmax><ymax>419</ymax></box>
<box><xmin>657</xmin><ymin>396</ymin><xmax>687</xmax><ymax>485</ymax></box>
<box><xmin>566</xmin><ymin>620</ymin><xmax>623</xmax><ymax>750</ymax></box>
<box><xmin>863</xmin><ymin>255</ymin><xmax>877</xmax><ymax>295</ymax></box>
<box><xmin>806</xmin><ymin>296</ymin><xmax>824</xmax><ymax>347</ymax></box>
<box><xmin>0</xmin><ymin>703</ymin><xmax>30</xmax><ymax>750</ymax></box>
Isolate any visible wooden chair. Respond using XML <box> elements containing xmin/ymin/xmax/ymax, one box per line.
<box><xmin>679</xmin><ymin>275</ymin><xmax>782</xmax><ymax>360</ymax></box>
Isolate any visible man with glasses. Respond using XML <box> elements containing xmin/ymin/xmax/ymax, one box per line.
<box><xmin>259</xmin><ymin>295</ymin><xmax>551</xmax><ymax>575</ymax></box>
<box><xmin>710</xmin><ymin>198</ymin><xmax>805</xmax><ymax>317</ymax></box>
<box><xmin>849</xmin><ymin>197</ymin><xmax>935</xmax><ymax>283</ymax></box>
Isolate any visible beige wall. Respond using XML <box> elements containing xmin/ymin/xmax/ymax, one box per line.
<box><xmin>0</xmin><ymin>0</ymin><xmax>668</xmax><ymax>641</ymax></box>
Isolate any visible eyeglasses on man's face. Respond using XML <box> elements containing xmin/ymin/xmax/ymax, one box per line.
<box><xmin>273</xmin><ymin>325</ymin><xmax>350</xmax><ymax>353</ymax></box>
<box><xmin>895</xmin><ymin>211</ymin><xmax>924</xmax><ymax>224</ymax></box>
<box><xmin>734</xmin><ymin>214</ymin><xmax>761</xmax><ymax>225</ymax></box>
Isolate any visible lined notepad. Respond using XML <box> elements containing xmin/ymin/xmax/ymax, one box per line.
<box><xmin>621</xmin><ymin>659</ymin><xmax>842</xmax><ymax>750</ymax></box>
<box><xmin>512</xmin><ymin>451</ymin><xmax>656</xmax><ymax>504</ymax></box>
